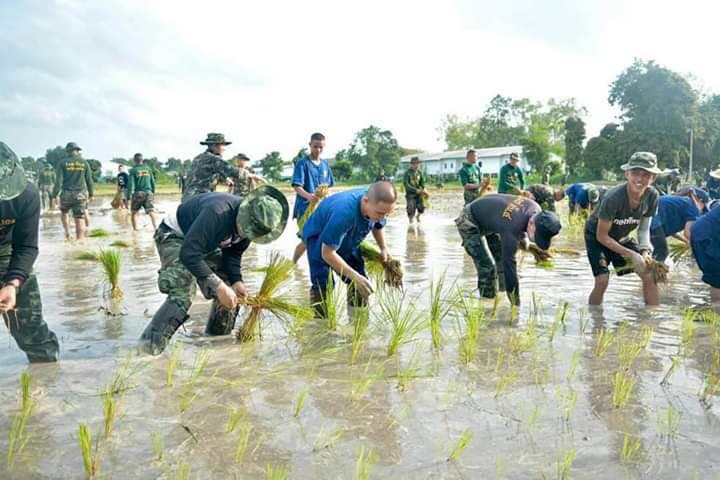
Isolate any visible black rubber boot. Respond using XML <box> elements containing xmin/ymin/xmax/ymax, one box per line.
<box><xmin>138</xmin><ymin>301</ymin><xmax>188</xmax><ymax>355</ymax></box>
<box><xmin>205</xmin><ymin>300</ymin><xmax>238</xmax><ymax>336</ymax></box>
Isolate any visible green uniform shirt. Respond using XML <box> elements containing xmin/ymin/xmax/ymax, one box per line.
<box><xmin>128</xmin><ymin>163</ymin><xmax>156</xmax><ymax>196</ymax></box>
<box><xmin>53</xmin><ymin>155</ymin><xmax>94</xmax><ymax>197</ymax></box>
<box><xmin>458</xmin><ymin>163</ymin><xmax>481</xmax><ymax>188</ymax></box>
<box><xmin>403</xmin><ymin>168</ymin><xmax>425</xmax><ymax>196</ymax></box>
<box><xmin>38</xmin><ymin>168</ymin><xmax>55</xmax><ymax>187</ymax></box>
<box><xmin>498</xmin><ymin>163</ymin><xmax>526</xmax><ymax>194</ymax></box>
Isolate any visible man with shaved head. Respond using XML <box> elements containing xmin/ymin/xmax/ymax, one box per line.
<box><xmin>302</xmin><ymin>181</ymin><xmax>397</xmax><ymax>318</ymax></box>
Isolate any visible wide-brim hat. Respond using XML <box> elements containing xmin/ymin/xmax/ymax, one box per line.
<box><xmin>534</xmin><ymin>211</ymin><xmax>561</xmax><ymax>250</ymax></box>
<box><xmin>510</xmin><ymin>152</ymin><xmax>519</xmax><ymax>161</ymax></box>
<box><xmin>200</xmin><ymin>132</ymin><xmax>232</xmax><ymax>146</ymax></box>
<box><xmin>621</xmin><ymin>152</ymin><xmax>662</xmax><ymax>174</ymax></box>
<box><xmin>65</xmin><ymin>141</ymin><xmax>82</xmax><ymax>152</ymax></box>
<box><xmin>236</xmin><ymin>185</ymin><xmax>289</xmax><ymax>244</ymax></box>
<box><xmin>0</xmin><ymin>142</ymin><xmax>28</xmax><ymax>201</ymax></box>
<box><xmin>410</xmin><ymin>156</ymin><xmax>420</xmax><ymax>164</ymax></box>
<box><xmin>710</xmin><ymin>168</ymin><xmax>720</xmax><ymax>179</ymax></box>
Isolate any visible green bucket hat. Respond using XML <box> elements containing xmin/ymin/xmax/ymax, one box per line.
<box><xmin>236</xmin><ymin>185</ymin><xmax>289</xmax><ymax>244</ymax></box>
<box><xmin>621</xmin><ymin>152</ymin><xmax>661</xmax><ymax>174</ymax></box>
<box><xmin>0</xmin><ymin>142</ymin><xmax>28</xmax><ymax>201</ymax></box>
<box><xmin>200</xmin><ymin>133</ymin><xmax>232</xmax><ymax>146</ymax></box>
<box><xmin>65</xmin><ymin>141</ymin><xmax>82</xmax><ymax>152</ymax></box>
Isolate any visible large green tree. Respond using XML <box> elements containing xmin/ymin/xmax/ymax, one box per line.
<box><xmin>564</xmin><ymin>117</ymin><xmax>586</xmax><ymax>176</ymax></box>
<box><xmin>259</xmin><ymin>151</ymin><xmax>285</xmax><ymax>181</ymax></box>
<box><xmin>332</xmin><ymin>149</ymin><xmax>353</xmax><ymax>181</ymax></box>
<box><xmin>346</xmin><ymin>126</ymin><xmax>402</xmax><ymax>181</ymax></box>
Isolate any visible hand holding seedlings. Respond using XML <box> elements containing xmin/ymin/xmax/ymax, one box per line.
<box><xmin>231</xmin><ymin>281</ymin><xmax>249</xmax><ymax>303</ymax></box>
<box><xmin>216</xmin><ymin>283</ymin><xmax>239</xmax><ymax>310</ymax></box>
<box><xmin>629</xmin><ymin>252</ymin><xmax>647</xmax><ymax>275</ymax></box>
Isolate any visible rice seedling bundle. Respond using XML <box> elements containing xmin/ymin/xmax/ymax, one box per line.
<box><xmin>76</xmin><ymin>250</ymin><xmax>99</xmax><ymax>261</ymax></box>
<box><xmin>668</xmin><ymin>241</ymin><xmax>692</xmax><ymax>262</ymax></box>
<box><xmin>297</xmin><ymin>184</ymin><xmax>330</xmax><ymax>232</ymax></box>
<box><xmin>96</xmin><ymin>249</ymin><xmax>123</xmax><ymax>300</ymax></box>
<box><xmin>359</xmin><ymin>241</ymin><xmax>403</xmax><ymax>289</ymax></box>
<box><xmin>644</xmin><ymin>257</ymin><xmax>669</xmax><ymax>284</ymax></box>
<box><xmin>109</xmin><ymin>240</ymin><xmax>131</xmax><ymax>248</ymax></box>
<box><xmin>236</xmin><ymin>253</ymin><xmax>314</xmax><ymax>342</ymax></box>
<box><xmin>88</xmin><ymin>228</ymin><xmax>112</xmax><ymax>238</ymax></box>
<box><xmin>419</xmin><ymin>190</ymin><xmax>431</xmax><ymax>209</ymax></box>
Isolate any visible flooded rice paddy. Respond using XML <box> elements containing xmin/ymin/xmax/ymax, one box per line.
<box><xmin>0</xmin><ymin>190</ymin><xmax>719</xmax><ymax>479</ymax></box>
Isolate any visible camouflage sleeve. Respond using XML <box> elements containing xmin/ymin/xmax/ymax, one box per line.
<box><xmin>221</xmin><ymin>160</ymin><xmax>242</xmax><ymax>181</ymax></box>
<box><xmin>85</xmin><ymin>160</ymin><xmax>95</xmax><ymax>196</ymax></box>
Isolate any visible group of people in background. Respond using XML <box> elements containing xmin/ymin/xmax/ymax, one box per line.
<box><xmin>2</xmin><ymin>132</ymin><xmax>720</xmax><ymax>364</ymax></box>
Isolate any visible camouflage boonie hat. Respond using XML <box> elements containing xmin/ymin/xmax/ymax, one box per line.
<box><xmin>0</xmin><ymin>142</ymin><xmax>28</xmax><ymax>201</ymax></box>
<box><xmin>236</xmin><ymin>185</ymin><xmax>289</xmax><ymax>244</ymax></box>
<box><xmin>65</xmin><ymin>142</ymin><xmax>82</xmax><ymax>152</ymax></box>
<box><xmin>621</xmin><ymin>152</ymin><xmax>661</xmax><ymax>174</ymax></box>
<box><xmin>200</xmin><ymin>133</ymin><xmax>232</xmax><ymax>146</ymax></box>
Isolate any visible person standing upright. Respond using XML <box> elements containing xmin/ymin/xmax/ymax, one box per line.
<box><xmin>498</xmin><ymin>152</ymin><xmax>526</xmax><ymax>194</ymax></box>
<box><xmin>458</xmin><ymin>149</ymin><xmax>490</xmax><ymax>205</ymax></box>
<box><xmin>182</xmin><ymin>133</ymin><xmax>244</xmax><ymax>202</ymax></box>
<box><xmin>37</xmin><ymin>160</ymin><xmax>56</xmax><ymax>211</ymax></box>
<box><xmin>403</xmin><ymin>156</ymin><xmax>426</xmax><ymax>223</ymax></box>
<box><xmin>128</xmin><ymin>153</ymin><xmax>159</xmax><ymax>230</ymax></box>
<box><xmin>53</xmin><ymin>142</ymin><xmax>94</xmax><ymax>240</ymax></box>
<box><xmin>116</xmin><ymin>164</ymin><xmax>129</xmax><ymax>209</ymax></box>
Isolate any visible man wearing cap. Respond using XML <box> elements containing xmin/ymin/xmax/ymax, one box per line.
<box><xmin>182</xmin><ymin>133</ymin><xmax>245</xmax><ymax>202</ymax></box>
<box><xmin>654</xmin><ymin>168</ymin><xmax>682</xmax><ymax>195</ymax></box>
<box><xmin>53</xmin><ymin>142</ymin><xmax>94</xmax><ymax>240</ymax></box>
<box><xmin>302</xmin><ymin>181</ymin><xmax>396</xmax><ymax>318</ymax></box>
<box><xmin>403</xmin><ymin>156</ymin><xmax>427</xmax><ymax>223</ymax></box>
<box><xmin>229</xmin><ymin>153</ymin><xmax>263</xmax><ymax>198</ymax></box>
<box><xmin>650</xmin><ymin>187</ymin><xmax>708</xmax><ymax>262</ymax></box>
<box><xmin>565</xmin><ymin>183</ymin><xmax>600</xmax><ymax>215</ymax></box>
<box><xmin>138</xmin><ymin>186</ymin><xmax>289</xmax><ymax>355</ymax></box>
<box><xmin>707</xmin><ymin>168</ymin><xmax>720</xmax><ymax>201</ymax></box>
<box><xmin>455</xmin><ymin>193</ymin><xmax>561</xmax><ymax>305</ymax></box>
<box><xmin>498</xmin><ymin>152</ymin><xmax>526</xmax><ymax>194</ymax></box>
<box><xmin>0</xmin><ymin>142</ymin><xmax>59</xmax><ymax>362</ymax></box>
<box><xmin>691</xmin><ymin>202</ymin><xmax>720</xmax><ymax>302</ymax></box>
<box><xmin>458</xmin><ymin>149</ymin><xmax>490</xmax><ymax>205</ymax></box>
<box><xmin>37</xmin><ymin>160</ymin><xmax>56</xmax><ymax>211</ymax></box>
<box><xmin>116</xmin><ymin>164</ymin><xmax>129</xmax><ymax>209</ymax></box>
<box><xmin>585</xmin><ymin>152</ymin><xmax>660</xmax><ymax>305</ymax></box>
<box><xmin>128</xmin><ymin>153</ymin><xmax>159</xmax><ymax>231</ymax></box>
<box><xmin>525</xmin><ymin>184</ymin><xmax>565</xmax><ymax>212</ymax></box>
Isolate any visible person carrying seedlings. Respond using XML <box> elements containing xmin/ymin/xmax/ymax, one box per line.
<box><xmin>182</xmin><ymin>133</ymin><xmax>246</xmax><ymax>201</ymax></box>
<box><xmin>138</xmin><ymin>186</ymin><xmax>289</xmax><ymax>355</ymax></box>
<box><xmin>650</xmin><ymin>187</ymin><xmax>708</xmax><ymax>262</ymax></box>
<box><xmin>116</xmin><ymin>164</ymin><xmax>129</xmax><ymax>209</ymax></box>
<box><xmin>291</xmin><ymin>132</ymin><xmax>335</xmax><ymax>263</ymax></box>
<box><xmin>229</xmin><ymin>153</ymin><xmax>263</xmax><ymax>198</ymax></box>
<box><xmin>654</xmin><ymin>168</ymin><xmax>681</xmax><ymax>195</ymax></box>
<box><xmin>525</xmin><ymin>184</ymin><xmax>565</xmax><ymax>212</ymax></box>
<box><xmin>52</xmin><ymin>142</ymin><xmax>94</xmax><ymax>240</ymax></box>
<box><xmin>497</xmin><ymin>152</ymin><xmax>526</xmax><ymax>194</ymax></box>
<box><xmin>565</xmin><ymin>182</ymin><xmax>600</xmax><ymax>215</ymax></box>
<box><xmin>403</xmin><ymin>156</ymin><xmax>427</xmax><ymax>223</ymax></box>
<box><xmin>302</xmin><ymin>181</ymin><xmax>396</xmax><ymax>319</ymax></box>
<box><xmin>0</xmin><ymin>142</ymin><xmax>59</xmax><ymax>363</ymax></box>
<box><xmin>585</xmin><ymin>152</ymin><xmax>661</xmax><ymax>306</ymax></box>
<box><xmin>128</xmin><ymin>153</ymin><xmax>159</xmax><ymax>231</ymax></box>
<box><xmin>458</xmin><ymin>149</ymin><xmax>490</xmax><ymax>205</ymax></box>
<box><xmin>707</xmin><ymin>168</ymin><xmax>720</xmax><ymax>200</ymax></box>
<box><xmin>37</xmin><ymin>160</ymin><xmax>56</xmax><ymax>211</ymax></box>
<box><xmin>690</xmin><ymin>204</ymin><xmax>720</xmax><ymax>302</ymax></box>
<box><xmin>455</xmin><ymin>193</ymin><xmax>561</xmax><ymax>305</ymax></box>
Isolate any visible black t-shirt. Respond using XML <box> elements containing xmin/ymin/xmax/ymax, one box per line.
<box><xmin>176</xmin><ymin>193</ymin><xmax>251</xmax><ymax>284</ymax></box>
<box><xmin>117</xmin><ymin>172</ymin><xmax>129</xmax><ymax>188</ymax></box>
<box><xmin>0</xmin><ymin>183</ymin><xmax>40</xmax><ymax>286</ymax></box>
<box><xmin>468</xmin><ymin>194</ymin><xmax>540</xmax><ymax>297</ymax></box>
<box><xmin>584</xmin><ymin>183</ymin><xmax>658</xmax><ymax>241</ymax></box>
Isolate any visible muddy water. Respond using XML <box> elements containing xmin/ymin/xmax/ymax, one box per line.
<box><xmin>0</xmin><ymin>190</ymin><xmax>718</xmax><ymax>479</ymax></box>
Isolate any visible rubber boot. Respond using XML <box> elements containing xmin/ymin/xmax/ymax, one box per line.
<box><xmin>138</xmin><ymin>300</ymin><xmax>188</xmax><ymax>355</ymax></box>
<box><xmin>205</xmin><ymin>300</ymin><xmax>238</xmax><ymax>336</ymax></box>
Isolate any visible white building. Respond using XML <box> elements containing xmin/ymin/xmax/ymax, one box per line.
<box><xmin>398</xmin><ymin>146</ymin><xmax>531</xmax><ymax>178</ymax></box>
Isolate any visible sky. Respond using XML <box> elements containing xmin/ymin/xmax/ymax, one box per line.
<box><xmin>2</xmin><ymin>0</ymin><xmax>719</xmax><ymax>172</ymax></box>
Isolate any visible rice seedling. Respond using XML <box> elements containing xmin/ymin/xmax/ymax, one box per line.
<box><xmin>495</xmin><ymin>369</ymin><xmax>518</xmax><ymax>397</ymax></box>
<box><xmin>320</xmin><ymin>274</ymin><xmax>341</xmax><ymax>331</ymax></box>
<box><xmin>78</xmin><ymin>423</ymin><xmax>97</xmax><ymax>479</ymax></box>
<box><xmin>96</xmin><ymin>248</ymin><xmax>123</xmax><ymax>300</ymax></box>
<box><xmin>6</xmin><ymin>370</ymin><xmax>34</xmax><ymax>468</ymax></box>
<box><xmin>106</xmin><ymin>351</ymin><xmax>137</xmax><ymax>397</ymax></box>
<box><xmin>88</xmin><ymin>228</ymin><xmax>112</xmax><ymax>238</ymax></box>
<box><xmin>76</xmin><ymin>250</ymin><xmax>99</xmax><ymax>261</ymax></box>
<box><xmin>234</xmin><ymin>423</ymin><xmax>254</xmax><ymax>463</ymax></box>
<box><xmin>354</xmin><ymin>446</ymin><xmax>376</xmax><ymax>480</ymax></box>
<box><xmin>101</xmin><ymin>392</ymin><xmax>117</xmax><ymax>439</ymax></box>
<box><xmin>457</xmin><ymin>291</ymin><xmax>486</xmax><ymax>363</ymax></box>
<box><xmin>577</xmin><ymin>309</ymin><xmax>589</xmax><ymax>335</ymax></box>
<box><xmin>620</xmin><ymin>433</ymin><xmax>641</xmax><ymax>463</ymax></box>
<box><xmin>668</xmin><ymin>240</ymin><xmax>692</xmax><ymax>262</ymax></box>
<box><xmin>494</xmin><ymin>346</ymin><xmax>506</xmax><ymax>373</ymax></box>
<box><xmin>496</xmin><ymin>455</ymin><xmax>507</xmax><ymax>480</ymax></box>
<box><xmin>681</xmin><ymin>309</ymin><xmax>696</xmax><ymax>352</ymax></box>
<box><xmin>350</xmin><ymin>306</ymin><xmax>370</xmax><ymax>364</ymax></box>
<box><xmin>555</xmin><ymin>386</ymin><xmax>578</xmax><ymax>421</ymax></box>
<box><xmin>447</xmin><ymin>430</ymin><xmax>473</xmax><ymax>462</ymax></box>
<box><xmin>548</xmin><ymin>309</ymin><xmax>563</xmax><ymax>344</ymax></box>
<box><xmin>226</xmin><ymin>407</ymin><xmax>247</xmax><ymax>433</ymax></box>
<box><xmin>567</xmin><ymin>351</ymin><xmax>580</xmax><ymax>383</ymax></box>
<box><xmin>429</xmin><ymin>273</ymin><xmax>455</xmax><ymax>349</ymax></box>
<box><xmin>175</xmin><ymin>462</ymin><xmax>191</xmax><ymax>480</ymax></box>
<box><xmin>660</xmin><ymin>356</ymin><xmax>681</xmax><ymax>386</ymax></box>
<box><xmin>639</xmin><ymin>325</ymin><xmax>654</xmax><ymax>349</ymax></box>
<box><xmin>151</xmin><ymin>432</ymin><xmax>164</xmax><ymax>461</ymax></box>
<box><xmin>179</xmin><ymin>348</ymin><xmax>210</xmax><ymax>413</ymax></box>
<box><xmin>293</xmin><ymin>388</ymin><xmax>307</xmax><ymax>417</ymax></box>
<box><xmin>490</xmin><ymin>293</ymin><xmax>501</xmax><ymax>320</ymax></box>
<box><xmin>109</xmin><ymin>239</ymin><xmax>131</xmax><ymax>248</ymax></box>
<box><xmin>351</xmin><ymin>361</ymin><xmax>385</xmax><ymax>402</ymax></box>
<box><xmin>377</xmin><ymin>289</ymin><xmax>425</xmax><ymax>357</ymax></box>
<box><xmin>394</xmin><ymin>347</ymin><xmax>422</xmax><ymax>391</ymax></box>
<box><xmin>166</xmin><ymin>342</ymin><xmax>183</xmax><ymax>387</ymax></box>
<box><xmin>556</xmin><ymin>448</ymin><xmax>575</xmax><ymax>480</ymax></box>
<box><xmin>525</xmin><ymin>405</ymin><xmax>540</xmax><ymax>435</ymax></box>
<box><xmin>618</xmin><ymin>340</ymin><xmax>643</xmax><ymax>371</ymax></box>
<box><xmin>265</xmin><ymin>464</ymin><xmax>289</xmax><ymax>480</ymax></box>
<box><xmin>700</xmin><ymin>373</ymin><xmax>720</xmax><ymax>408</ymax></box>
<box><xmin>236</xmin><ymin>253</ymin><xmax>314</xmax><ymax>342</ymax></box>
<box><xmin>612</xmin><ymin>370</ymin><xmax>637</xmax><ymax>408</ymax></box>
<box><xmin>657</xmin><ymin>403</ymin><xmax>682</xmax><ymax>437</ymax></box>
<box><xmin>594</xmin><ymin>328</ymin><xmax>615</xmax><ymax>357</ymax></box>
<box><xmin>313</xmin><ymin>427</ymin><xmax>344</xmax><ymax>452</ymax></box>
<box><xmin>297</xmin><ymin>184</ymin><xmax>330</xmax><ymax>231</ymax></box>
<box><xmin>359</xmin><ymin>240</ymin><xmax>403</xmax><ymax>289</ymax></box>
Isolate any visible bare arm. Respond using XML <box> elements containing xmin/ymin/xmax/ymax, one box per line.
<box><xmin>293</xmin><ymin>185</ymin><xmax>316</xmax><ymax>202</ymax></box>
<box><xmin>321</xmin><ymin>243</ymin><xmax>365</xmax><ymax>284</ymax></box>
<box><xmin>596</xmin><ymin>218</ymin><xmax>638</xmax><ymax>257</ymax></box>
<box><xmin>683</xmin><ymin>221</ymin><xmax>695</xmax><ymax>243</ymax></box>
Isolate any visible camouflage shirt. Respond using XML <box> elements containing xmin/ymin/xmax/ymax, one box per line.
<box><xmin>403</xmin><ymin>169</ymin><xmax>425</xmax><ymax>196</ymax></box>
<box><xmin>53</xmin><ymin>155</ymin><xmax>94</xmax><ymax>197</ymax></box>
<box><xmin>231</xmin><ymin>167</ymin><xmax>252</xmax><ymax>198</ymax></box>
<box><xmin>526</xmin><ymin>184</ymin><xmax>556</xmax><ymax>212</ymax></box>
<box><xmin>182</xmin><ymin>150</ymin><xmax>242</xmax><ymax>201</ymax></box>
<box><xmin>38</xmin><ymin>168</ymin><xmax>56</xmax><ymax>187</ymax></box>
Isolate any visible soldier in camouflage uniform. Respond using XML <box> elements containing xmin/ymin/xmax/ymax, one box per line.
<box><xmin>526</xmin><ymin>184</ymin><xmax>565</xmax><ymax>212</ymax></box>
<box><xmin>654</xmin><ymin>168</ymin><xmax>681</xmax><ymax>195</ymax></box>
<box><xmin>138</xmin><ymin>186</ymin><xmax>289</xmax><ymax>355</ymax></box>
<box><xmin>182</xmin><ymin>133</ymin><xmax>244</xmax><ymax>202</ymax></box>
<box><xmin>128</xmin><ymin>153</ymin><xmax>159</xmax><ymax>230</ymax></box>
<box><xmin>37</xmin><ymin>160</ymin><xmax>56</xmax><ymax>211</ymax></box>
<box><xmin>53</xmin><ymin>142</ymin><xmax>94</xmax><ymax>240</ymax></box>
<box><xmin>229</xmin><ymin>153</ymin><xmax>263</xmax><ymax>198</ymax></box>
<box><xmin>0</xmin><ymin>142</ymin><xmax>59</xmax><ymax>362</ymax></box>
<box><xmin>403</xmin><ymin>156</ymin><xmax>426</xmax><ymax>223</ymax></box>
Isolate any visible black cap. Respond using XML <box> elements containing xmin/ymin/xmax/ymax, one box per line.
<box><xmin>534</xmin><ymin>211</ymin><xmax>561</xmax><ymax>250</ymax></box>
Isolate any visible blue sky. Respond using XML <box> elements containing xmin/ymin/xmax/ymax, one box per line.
<box><xmin>1</xmin><ymin>0</ymin><xmax>718</xmax><ymax>172</ymax></box>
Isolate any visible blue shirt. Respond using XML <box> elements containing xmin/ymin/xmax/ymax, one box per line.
<box><xmin>707</xmin><ymin>176</ymin><xmax>720</xmax><ymax>200</ymax></box>
<box><xmin>691</xmin><ymin>205</ymin><xmax>720</xmax><ymax>257</ymax></box>
<box><xmin>565</xmin><ymin>183</ymin><xmax>591</xmax><ymax>208</ymax></box>
<box><xmin>650</xmin><ymin>195</ymin><xmax>700</xmax><ymax>235</ymax></box>
<box><xmin>302</xmin><ymin>188</ymin><xmax>385</xmax><ymax>262</ymax></box>
<box><xmin>291</xmin><ymin>155</ymin><xmax>335</xmax><ymax>219</ymax></box>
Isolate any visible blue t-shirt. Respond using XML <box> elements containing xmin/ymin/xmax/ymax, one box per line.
<box><xmin>651</xmin><ymin>196</ymin><xmax>699</xmax><ymax>235</ymax></box>
<box><xmin>302</xmin><ymin>188</ymin><xmax>385</xmax><ymax>263</ymax></box>
<box><xmin>565</xmin><ymin>183</ymin><xmax>591</xmax><ymax>208</ymax></box>
<box><xmin>707</xmin><ymin>176</ymin><xmax>720</xmax><ymax>200</ymax></box>
<box><xmin>691</xmin><ymin>205</ymin><xmax>720</xmax><ymax>257</ymax></box>
<box><xmin>291</xmin><ymin>155</ymin><xmax>335</xmax><ymax>219</ymax></box>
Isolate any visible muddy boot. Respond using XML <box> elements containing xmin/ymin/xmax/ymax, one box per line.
<box><xmin>205</xmin><ymin>300</ymin><xmax>238</xmax><ymax>336</ymax></box>
<box><xmin>138</xmin><ymin>301</ymin><xmax>188</xmax><ymax>355</ymax></box>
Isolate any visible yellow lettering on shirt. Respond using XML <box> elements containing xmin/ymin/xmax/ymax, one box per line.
<box><xmin>502</xmin><ymin>197</ymin><xmax>526</xmax><ymax>220</ymax></box>
<box><xmin>64</xmin><ymin>161</ymin><xmax>86</xmax><ymax>172</ymax></box>
<box><xmin>0</xmin><ymin>218</ymin><xmax>17</xmax><ymax>226</ymax></box>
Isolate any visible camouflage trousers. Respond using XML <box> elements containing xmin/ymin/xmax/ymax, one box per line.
<box><xmin>463</xmin><ymin>189</ymin><xmax>479</xmax><ymax>205</ymax></box>
<box><xmin>0</xmin><ymin>254</ymin><xmax>59</xmax><ymax>362</ymax></box>
<box><xmin>454</xmin><ymin>207</ymin><xmax>505</xmax><ymax>299</ymax></box>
